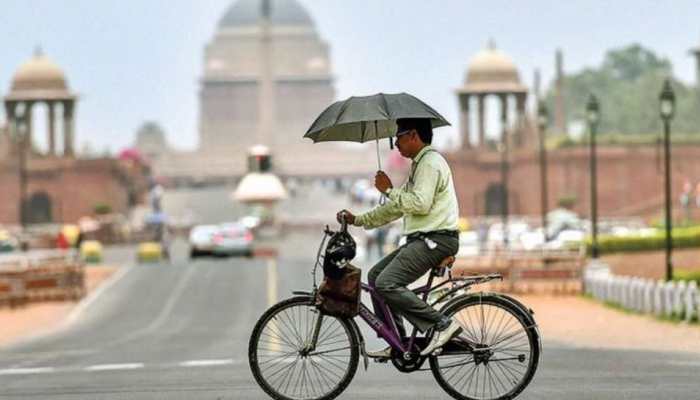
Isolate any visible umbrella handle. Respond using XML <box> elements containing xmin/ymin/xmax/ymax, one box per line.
<box><xmin>374</xmin><ymin>120</ymin><xmax>387</xmax><ymax>205</ymax></box>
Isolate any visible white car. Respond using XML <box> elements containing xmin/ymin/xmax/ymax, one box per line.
<box><xmin>189</xmin><ymin>225</ymin><xmax>219</xmax><ymax>258</ymax></box>
<box><xmin>213</xmin><ymin>222</ymin><xmax>254</xmax><ymax>257</ymax></box>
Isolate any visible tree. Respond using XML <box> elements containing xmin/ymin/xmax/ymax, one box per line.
<box><xmin>545</xmin><ymin>43</ymin><xmax>700</xmax><ymax>135</ymax></box>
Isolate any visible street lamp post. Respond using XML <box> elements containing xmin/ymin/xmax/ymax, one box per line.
<box><xmin>659</xmin><ymin>79</ymin><xmax>676</xmax><ymax>281</ymax></box>
<box><xmin>17</xmin><ymin>118</ymin><xmax>28</xmax><ymax>229</ymax></box>
<box><xmin>537</xmin><ymin>101</ymin><xmax>550</xmax><ymax>242</ymax></box>
<box><xmin>498</xmin><ymin>141</ymin><xmax>509</xmax><ymax>248</ymax></box>
<box><xmin>586</xmin><ymin>95</ymin><xmax>600</xmax><ymax>259</ymax></box>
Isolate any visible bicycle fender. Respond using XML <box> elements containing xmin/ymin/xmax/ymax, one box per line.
<box><xmin>439</xmin><ymin>292</ymin><xmax>536</xmax><ymax>326</ymax></box>
<box><xmin>495</xmin><ymin>293</ymin><xmax>537</xmax><ymax>326</ymax></box>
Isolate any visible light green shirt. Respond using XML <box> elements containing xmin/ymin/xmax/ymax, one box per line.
<box><xmin>354</xmin><ymin>145</ymin><xmax>459</xmax><ymax>235</ymax></box>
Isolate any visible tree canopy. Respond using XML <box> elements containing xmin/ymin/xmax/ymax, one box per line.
<box><xmin>545</xmin><ymin>44</ymin><xmax>700</xmax><ymax>135</ymax></box>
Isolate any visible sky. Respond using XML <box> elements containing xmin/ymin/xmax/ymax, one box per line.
<box><xmin>1</xmin><ymin>0</ymin><xmax>699</xmax><ymax>153</ymax></box>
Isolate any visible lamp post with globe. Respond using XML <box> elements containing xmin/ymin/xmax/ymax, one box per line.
<box><xmin>586</xmin><ymin>95</ymin><xmax>600</xmax><ymax>259</ymax></box>
<box><xmin>659</xmin><ymin>79</ymin><xmax>676</xmax><ymax>281</ymax></box>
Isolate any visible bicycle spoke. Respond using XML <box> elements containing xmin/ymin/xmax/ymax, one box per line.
<box><xmin>252</xmin><ymin>299</ymin><xmax>357</xmax><ymax>400</ymax></box>
<box><xmin>432</xmin><ymin>298</ymin><xmax>537</xmax><ymax>400</ymax></box>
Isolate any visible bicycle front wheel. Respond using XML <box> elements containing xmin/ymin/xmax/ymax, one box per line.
<box><xmin>248</xmin><ymin>296</ymin><xmax>359</xmax><ymax>400</ymax></box>
<box><xmin>429</xmin><ymin>294</ymin><xmax>540</xmax><ymax>400</ymax></box>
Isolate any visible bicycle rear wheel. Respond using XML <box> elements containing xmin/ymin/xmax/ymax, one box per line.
<box><xmin>429</xmin><ymin>294</ymin><xmax>540</xmax><ymax>400</ymax></box>
<box><xmin>248</xmin><ymin>296</ymin><xmax>359</xmax><ymax>400</ymax></box>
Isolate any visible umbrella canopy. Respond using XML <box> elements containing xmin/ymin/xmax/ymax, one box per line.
<box><xmin>304</xmin><ymin>92</ymin><xmax>450</xmax><ymax>143</ymax></box>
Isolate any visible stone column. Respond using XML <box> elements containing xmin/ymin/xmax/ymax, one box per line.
<box><xmin>477</xmin><ymin>94</ymin><xmax>486</xmax><ymax>147</ymax></box>
<box><xmin>4</xmin><ymin>102</ymin><xmax>16</xmax><ymax>139</ymax></box>
<box><xmin>25</xmin><ymin>102</ymin><xmax>33</xmax><ymax>150</ymax></box>
<box><xmin>516</xmin><ymin>93</ymin><xmax>527</xmax><ymax>147</ymax></box>
<box><xmin>63</xmin><ymin>101</ymin><xmax>75</xmax><ymax>157</ymax></box>
<box><xmin>458</xmin><ymin>94</ymin><xmax>470</xmax><ymax>149</ymax></box>
<box><xmin>500</xmin><ymin>94</ymin><xmax>508</xmax><ymax>145</ymax></box>
<box><xmin>48</xmin><ymin>102</ymin><xmax>56</xmax><ymax>156</ymax></box>
<box><xmin>554</xmin><ymin>49</ymin><xmax>567</xmax><ymax>134</ymax></box>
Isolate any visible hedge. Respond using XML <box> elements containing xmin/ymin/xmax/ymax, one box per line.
<box><xmin>582</xmin><ymin>226</ymin><xmax>700</xmax><ymax>255</ymax></box>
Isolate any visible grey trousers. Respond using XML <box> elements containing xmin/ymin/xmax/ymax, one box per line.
<box><xmin>368</xmin><ymin>233</ymin><xmax>459</xmax><ymax>333</ymax></box>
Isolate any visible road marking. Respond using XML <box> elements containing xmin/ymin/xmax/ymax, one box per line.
<box><xmin>266</xmin><ymin>258</ymin><xmax>278</xmax><ymax>307</ymax></box>
<box><xmin>667</xmin><ymin>360</ymin><xmax>700</xmax><ymax>367</ymax></box>
<box><xmin>64</xmin><ymin>263</ymin><xmax>136</xmax><ymax>327</ymax></box>
<box><xmin>266</xmin><ymin>258</ymin><xmax>281</xmax><ymax>353</ymax></box>
<box><xmin>85</xmin><ymin>363</ymin><xmax>144</xmax><ymax>371</ymax></box>
<box><xmin>146</xmin><ymin>264</ymin><xmax>197</xmax><ymax>333</ymax></box>
<box><xmin>0</xmin><ymin>367</ymin><xmax>54</xmax><ymax>375</ymax></box>
<box><xmin>179</xmin><ymin>359</ymin><xmax>235</xmax><ymax>367</ymax></box>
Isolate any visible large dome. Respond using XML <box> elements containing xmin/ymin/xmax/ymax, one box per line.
<box><xmin>11</xmin><ymin>50</ymin><xmax>68</xmax><ymax>92</ymax></box>
<box><xmin>461</xmin><ymin>41</ymin><xmax>526</xmax><ymax>94</ymax></box>
<box><xmin>218</xmin><ymin>0</ymin><xmax>313</xmax><ymax>28</ymax></box>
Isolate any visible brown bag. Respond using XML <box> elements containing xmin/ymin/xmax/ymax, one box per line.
<box><xmin>315</xmin><ymin>264</ymin><xmax>361</xmax><ymax>318</ymax></box>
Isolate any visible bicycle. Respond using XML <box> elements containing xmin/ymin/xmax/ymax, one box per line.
<box><xmin>249</xmin><ymin>218</ymin><xmax>541</xmax><ymax>400</ymax></box>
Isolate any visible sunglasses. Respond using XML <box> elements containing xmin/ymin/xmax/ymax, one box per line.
<box><xmin>395</xmin><ymin>129</ymin><xmax>413</xmax><ymax>138</ymax></box>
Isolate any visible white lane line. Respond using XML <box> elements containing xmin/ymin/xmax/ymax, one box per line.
<box><xmin>179</xmin><ymin>359</ymin><xmax>235</xmax><ymax>367</ymax></box>
<box><xmin>63</xmin><ymin>263</ymin><xmax>136</xmax><ymax>327</ymax></box>
<box><xmin>667</xmin><ymin>360</ymin><xmax>700</xmax><ymax>367</ymax></box>
<box><xmin>0</xmin><ymin>367</ymin><xmax>55</xmax><ymax>375</ymax></box>
<box><xmin>145</xmin><ymin>263</ymin><xmax>197</xmax><ymax>333</ymax></box>
<box><xmin>85</xmin><ymin>363</ymin><xmax>144</xmax><ymax>371</ymax></box>
<box><xmin>266</xmin><ymin>259</ymin><xmax>281</xmax><ymax>353</ymax></box>
<box><xmin>267</xmin><ymin>259</ymin><xmax>278</xmax><ymax>307</ymax></box>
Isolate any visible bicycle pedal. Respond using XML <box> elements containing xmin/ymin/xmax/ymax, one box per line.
<box><xmin>373</xmin><ymin>357</ymin><xmax>389</xmax><ymax>363</ymax></box>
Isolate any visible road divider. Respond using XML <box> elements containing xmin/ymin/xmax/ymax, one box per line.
<box><xmin>0</xmin><ymin>250</ymin><xmax>84</xmax><ymax>307</ymax></box>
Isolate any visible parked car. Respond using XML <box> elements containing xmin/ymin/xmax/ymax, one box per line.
<box><xmin>212</xmin><ymin>222</ymin><xmax>254</xmax><ymax>257</ymax></box>
<box><xmin>189</xmin><ymin>225</ymin><xmax>219</xmax><ymax>258</ymax></box>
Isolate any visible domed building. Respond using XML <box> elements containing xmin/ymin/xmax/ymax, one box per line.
<box><xmin>143</xmin><ymin>0</ymin><xmax>382</xmax><ymax>179</ymax></box>
<box><xmin>455</xmin><ymin>41</ymin><xmax>529</xmax><ymax>149</ymax></box>
<box><xmin>4</xmin><ymin>48</ymin><xmax>77</xmax><ymax>157</ymax></box>
<box><xmin>0</xmin><ymin>49</ymin><xmax>148</xmax><ymax>226</ymax></box>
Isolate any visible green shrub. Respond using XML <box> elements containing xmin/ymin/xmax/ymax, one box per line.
<box><xmin>673</xmin><ymin>269</ymin><xmax>700</xmax><ymax>284</ymax></box>
<box><xmin>583</xmin><ymin>226</ymin><xmax>700</xmax><ymax>255</ymax></box>
<box><xmin>93</xmin><ymin>203</ymin><xmax>112</xmax><ymax>215</ymax></box>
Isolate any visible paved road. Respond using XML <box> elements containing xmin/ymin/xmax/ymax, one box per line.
<box><xmin>1</xmin><ymin>232</ymin><xmax>699</xmax><ymax>399</ymax></box>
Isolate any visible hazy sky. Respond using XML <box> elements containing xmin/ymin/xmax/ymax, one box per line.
<box><xmin>1</xmin><ymin>0</ymin><xmax>699</xmax><ymax>153</ymax></box>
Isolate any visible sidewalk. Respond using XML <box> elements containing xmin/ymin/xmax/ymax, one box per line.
<box><xmin>515</xmin><ymin>294</ymin><xmax>700</xmax><ymax>354</ymax></box>
<box><xmin>0</xmin><ymin>265</ymin><xmax>116</xmax><ymax>347</ymax></box>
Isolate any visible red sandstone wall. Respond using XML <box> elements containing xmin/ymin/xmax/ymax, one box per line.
<box><xmin>447</xmin><ymin>144</ymin><xmax>700</xmax><ymax>219</ymax></box>
<box><xmin>0</xmin><ymin>158</ymin><xmax>132</xmax><ymax>224</ymax></box>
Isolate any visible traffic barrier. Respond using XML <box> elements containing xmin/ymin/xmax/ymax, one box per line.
<box><xmin>453</xmin><ymin>248</ymin><xmax>585</xmax><ymax>294</ymax></box>
<box><xmin>583</xmin><ymin>262</ymin><xmax>699</xmax><ymax>323</ymax></box>
<box><xmin>0</xmin><ymin>250</ymin><xmax>85</xmax><ymax>308</ymax></box>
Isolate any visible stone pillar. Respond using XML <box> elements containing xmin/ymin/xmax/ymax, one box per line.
<box><xmin>516</xmin><ymin>93</ymin><xmax>527</xmax><ymax>146</ymax></box>
<box><xmin>257</xmin><ymin>2</ymin><xmax>274</xmax><ymax>146</ymax></box>
<box><xmin>554</xmin><ymin>49</ymin><xmax>567</xmax><ymax>134</ymax></box>
<box><xmin>500</xmin><ymin>94</ymin><xmax>508</xmax><ymax>145</ymax></box>
<box><xmin>48</xmin><ymin>102</ymin><xmax>56</xmax><ymax>156</ymax></box>
<box><xmin>4</xmin><ymin>102</ymin><xmax>16</xmax><ymax>139</ymax></box>
<box><xmin>25</xmin><ymin>102</ymin><xmax>33</xmax><ymax>150</ymax></box>
<box><xmin>692</xmin><ymin>47</ymin><xmax>700</xmax><ymax>97</ymax></box>
<box><xmin>63</xmin><ymin>101</ymin><xmax>75</xmax><ymax>157</ymax></box>
<box><xmin>477</xmin><ymin>94</ymin><xmax>486</xmax><ymax>147</ymax></box>
<box><xmin>458</xmin><ymin>94</ymin><xmax>470</xmax><ymax>149</ymax></box>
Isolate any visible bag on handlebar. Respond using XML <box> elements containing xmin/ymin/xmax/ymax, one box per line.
<box><xmin>315</xmin><ymin>230</ymin><xmax>360</xmax><ymax>318</ymax></box>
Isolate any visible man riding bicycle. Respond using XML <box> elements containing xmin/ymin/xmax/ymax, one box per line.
<box><xmin>337</xmin><ymin>117</ymin><xmax>462</xmax><ymax>358</ymax></box>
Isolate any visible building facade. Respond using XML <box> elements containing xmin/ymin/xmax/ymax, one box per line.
<box><xmin>447</xmin><ymin>43</ymin><xmax>700</xmax><ymax>220</ymax></box>
<box><xmin>145</xmin><ymin>0</ymin><xmax>383</xmax><ymax>179</ymax></box>
<box><xmin>1</xmin><ymin>50</ymin><xmax>147</xmax><ymax>225</ymax></box>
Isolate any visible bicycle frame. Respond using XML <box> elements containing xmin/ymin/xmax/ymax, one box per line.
<box><xmin>312</xmin><ymin>223</ymin><xmax>501</xmax><ymax>356</ymax></box>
